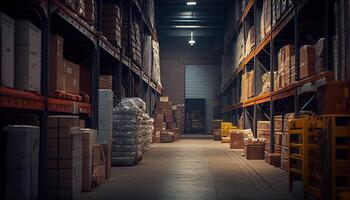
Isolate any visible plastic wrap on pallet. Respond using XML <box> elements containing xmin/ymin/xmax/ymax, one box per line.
<box><xmin>152</xmin><ymin>39</ymin><xmax>161</xmax><ymax>86</ymax></box>
<box><xmin>143</xmin><ymin>35</ymin><xmax>152</xmax><ymax>76</ymax></box>
<box><xmin>112</xmin><ymin>98</ymin><xmax>153</xmax><ymax>166</ymax></box>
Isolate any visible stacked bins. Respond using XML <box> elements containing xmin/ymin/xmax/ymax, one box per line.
<box><xmin>14</xmin><ymin>20</ymin><xmax>41</xmax><ymax>93</ymax></box>
<box><xmin>47</xmin><ymin>116</ymin><xmax>82</xmax><ymax>200</ymax></box>
<box><xmin>81</xmin><ymin>129</ymin><xmax>96</xmax><ymax>192</ymax></box>
<box><xmin>98</xmin><ymin>89</ymin><xmax>113</xmax><ymax>178</ymax></box>
<box><xmin>112</xmin><ymin>98</ymin><xmax>146</xmax><ymax>166</ymax></box>
<box><xmin>3</xmin><ymin>125</ymin><xmax>40</xmax><ymax>200</ymax></box>
<box><xmin>101</xmin><ymin>3</ymin><xmax>121</xmax><ymax>47</ymax></box>
<box><xmin>0</xmin><ymin>12</ymin><xmax>14</xmax><ymax>88</ymax></box>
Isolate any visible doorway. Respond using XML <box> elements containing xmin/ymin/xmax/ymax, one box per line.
<box><xmin>185</xmin><ymin>99</ymin><xmax>206</xmax><ymax>134</ymax></box>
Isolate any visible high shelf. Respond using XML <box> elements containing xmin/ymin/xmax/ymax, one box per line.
<box><xmin>221</xmin><ymin>0</ymin><xmax>335</xmax><ymax>154</ymax></box>
<box><xmin>0</xmin><ymin>0</ymin><xmax>161</xmax><ymax>198</ymax></box>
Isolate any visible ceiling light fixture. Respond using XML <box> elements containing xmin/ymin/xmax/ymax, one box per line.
<box><xmin>189</xmin><ymin>31</ymin><xmax>196</xmax><ymax>46</ymax></box>
<box><xmin>186</xmin><ymin>1</ymin><xmax>197</xmax><ymax>6</ymax></box>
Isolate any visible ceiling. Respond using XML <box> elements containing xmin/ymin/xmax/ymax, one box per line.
<box><xmin>156</xmin><ymin>0</ymin><xmax>231</xmax><ymax>38</ymax></box>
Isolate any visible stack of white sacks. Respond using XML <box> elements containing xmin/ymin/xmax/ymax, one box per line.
<box><xmin>112</xmin><ymin>98</ymin><xmax>154</xmax><ymax>166</ymax></box>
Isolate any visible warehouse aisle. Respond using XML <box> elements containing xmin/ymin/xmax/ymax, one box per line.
<box><xmin>79</xmin><ymin>140</ymin><xmax>302</xmax><ymax>200</ymax></box>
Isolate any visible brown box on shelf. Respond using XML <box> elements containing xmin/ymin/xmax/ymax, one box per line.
<box><xmin>265</xmin><ymin>153</ymin><xmax>281</xmax><ymax>167</ymax></box>
<box><xmin>248</xmin><ymin>70</ymin><xmax>255</xmax><ymax>98</ymax></box>
<box><xmin>257</xmin><ymin>121</ymin><xmax>271</xmax><ymax>131</ymax></box>
<box><xmin>274</xmin><ymin>116</ymin><xmax>283</xmax><ymax>131</ymax></box>
<box><xmin>99</xmin><ymin>75</ymin><xmax>112</xmax><ymax>89</ymax></box>
<box><xmin>244</xmin><ymin>142</ymin><xmax>265</xmax><ymax>160</ymax></box>
<box><xmin>300</xmin><ymin>45</ymin><xmax>316</xmax><ymax>79</ymax></box>
<box><xmin>64</xmin><ymin>60</ymin><xmax>80</xmax><ymax>94</ymax></box>
<box><xmin>317</xmin><ymin>81</ymin><xmax>350</xmax><ymax>114</ymax></box>
<box><xmin>275</xmin><ymin>132</ymin><xmax>283</xmax><ymax>146</ymax></box>
<box><xmin>230</xmin><ymin>130</ymin><xmax>244</xmax><ymax>149</ymax></box>
<box><xmin>278</xmin><ymin>45</ymin><xmax>295</xmax><ymax>69</ymax></box>
<box><xmin>50</xmin><ymin>35</ymin><xmax>65</xmax><ymax>93</ymax></box>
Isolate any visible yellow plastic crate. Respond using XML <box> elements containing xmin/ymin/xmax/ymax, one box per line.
<box><xmin>220</xmin><ymin>122</ymin><xmax>237</xmax><ymax>138</ymax></box>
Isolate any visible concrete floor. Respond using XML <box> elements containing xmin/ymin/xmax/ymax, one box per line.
<box><xmin>79</xmin><ymin>139</ymin><xmax>303</xmax><ymax>200</ymax></box>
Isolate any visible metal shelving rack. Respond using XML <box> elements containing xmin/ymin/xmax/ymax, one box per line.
<box><xmin>0</xmin><ymin>0</ymin><xmax>161</xmax><ymax>199</ymax></box>
<box><xmin>221</xmin><ymin>0</ymin><xmax>334</xmax><ymax>154</ymax></box>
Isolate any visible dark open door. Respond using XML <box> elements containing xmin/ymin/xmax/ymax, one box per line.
<box><xmin>185</xmin><ymin>99</ymin><xmax>206</xmax><ymax>134</ymax></box>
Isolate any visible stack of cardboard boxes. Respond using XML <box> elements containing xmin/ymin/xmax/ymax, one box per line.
<box><xmin>154</xmin><ymin>96</ymin><xmax>176</xmax><ymax>143</ymax></box>
<box><xmin>241</xmin><ymin>70</ymin><xmax>255</xmax><ymax>101</ymax></box>
<box><xmin>14</xmin><ymin>20</ymin><xmax>41</xmax><ymax>93</ymax></box>
<box><xmin>92</xmin><ymin>145</ymin><xmax>106</xmax><ymax>188</ymax></box>
<box><xmin>0</xmin><ymin>16</ymin><xmax>42</xmax><ymax>92</ymax></box>
<box><xmin>50</xmin><ymin>35</ymin><xmax>80</xmax><ymax>95</ymax></box>
<box><xmin>276</xmin><ymin>39</ymin><xmax>324</xmax><ymax>90</ymax></box>
<box><xmin>3</xmin><ymin>126</ymin><xmax>40</xmax><ymax>199</ymax></box>
<box><xmin>0</xmin><ymin>12</ymin><xmax>14</xmax><ymax>88</ymax></box>
<box><xmin>257</xmin><ymin>121</ymin><xmax>280</xmax><ymax>166</ymax></box>
<box><xmin>276</xmin><ymin>113</ymin><xmax>295</xmax><ymax>171</ymax></box>
<box><xmin>101</xmin><ymin>3</ymin><xmax>122</xmax><ymax>47</ymax></box>
<box><xmin>212</xmin><ymin>119</ymin><xmax>223</xmax><ymax>141</ymax></box>
<box><xmin>277</xmin><ymin>45</ymin><xmax>295</xmax><ymax>89</ymax></box>
<box><xmin>81</xmin><ymin>129</ymin><xmax>96</xmax><ymax>192</ymax></box>
<box><xmin>97</xmin><ymin>89</ymin><xmax>113</xmax><ymax>178</ymax></box>
<box><xmin>47</xmin><ymin>116</ymin><xmax>82</xmax><ymax>200</ymax></box>
<box><xmin>174</xmin><ymin>104</ymin><xmax>185</xmax><ymax>139</ymax></box>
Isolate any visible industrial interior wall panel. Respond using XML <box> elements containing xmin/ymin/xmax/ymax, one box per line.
<box><xmin>185</xmin><ymin>65</ymin><xmax>221</xmax><ymax>133</ymax></box>
<box><xmin>160</xmin><ymin>58</ymin><xmax>185</xmax><ymax>105</ymax></box>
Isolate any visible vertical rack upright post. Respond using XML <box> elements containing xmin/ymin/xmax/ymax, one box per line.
<box><xmin>38</xmin><ymin>1</ymin><xmax>51</xmax><ymax>199</ymax></box>
<box><xmin>269</xmin><ymin>0</ymin><xmax>275</xmax><ymax>154</ymax></box>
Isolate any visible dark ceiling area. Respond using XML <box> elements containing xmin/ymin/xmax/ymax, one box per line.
<box><xmin>155</xmin><ymin>0</ymin><xmax>231</xmax><ymax>39</ymax></box>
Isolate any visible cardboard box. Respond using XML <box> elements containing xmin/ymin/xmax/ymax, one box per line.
<box><xmin>14</xmin><ymin>20</ymin><xmax>41</xmax><ymax>92</ymax></box>
<box><xmin>248</xmin><ymin>70</ymin><xmax>255</xmax><ymax>98</ymax></box>
<box><xmin>317</xmin><ymin>81</ymin><xmax>350</xmax><ymax>114</ymax></box>
<box><xmin>0</xmin><ymin>12</ymin><xmax>14</xmax><ymax>87</ymax></box>
<box><xmin>244</xmin><ymin>142</ymin><xmax>265</xmax><ymax>160</ymax></box>
<box><xmin>300</xmin><ymin>45</ymin><xmax>316</xmax><ymax>79</ymax></box>
<box><xmin>257</xmin><ymin>121</ymin><xmax>271</xmax><ymax>131</ymax></box>
<box><xmin>81</xmin><ymin>129</ymin><xmax>96</xmax><ymax>192</ymax></box>
<box><xmin>50</xmin><ymin>35</ymin><xmax>65</xmax><ymax>92</ymax></box>
<box><xmin>47</xmin><ymin>116</ymin><xmax>82</xmax><ymax>200</ymax></box>
<box><xmin>99</xmin><ymin>75</ymin><xmax>113</xmax><ymax>89</ymax></box>
<box><xmin>64</xmin><ymin>60</ymin><xmax>80</xmax><ymax>94</ymax></box>
<box><xmin>230</xmin><ymin>130</ymin><xmax>244</xmax><ymax>149</ymax></box>
<box><xmin>4</xmin><ymin>125</ymin><xmax>40</xmax><ymax>200</ymax></box>
<box><xmin>278</xmin><ymin>45</ymin><xmax>295</xmax><ymax>70</ymax></box>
